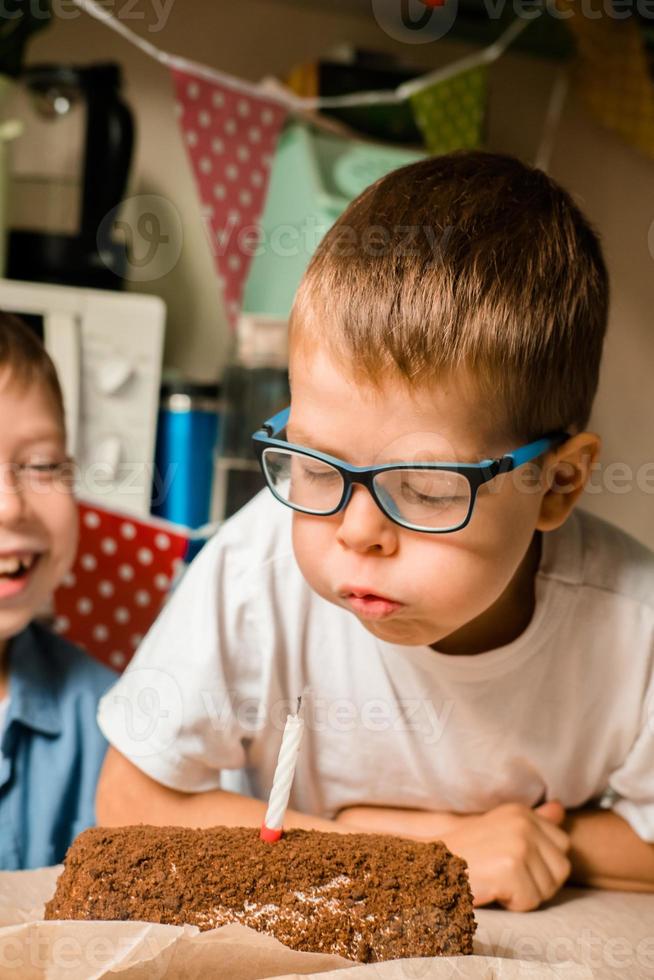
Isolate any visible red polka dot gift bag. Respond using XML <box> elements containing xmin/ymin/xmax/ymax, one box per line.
<box><xmin>53</xmin><ymin>502</ymin><xmax>194</xmax><ymax>672</ymax></box>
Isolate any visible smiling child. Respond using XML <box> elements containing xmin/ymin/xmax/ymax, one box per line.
<box><xmin>0</xmin><ymin>312</ymin><xmax>114</xmax><ymax>869</ymax></box>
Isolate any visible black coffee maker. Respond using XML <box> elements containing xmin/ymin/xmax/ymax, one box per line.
<box><xmin>8</xmin><ymin>62</ymin><xmax>134</xmax><ymax>290</ymax></box>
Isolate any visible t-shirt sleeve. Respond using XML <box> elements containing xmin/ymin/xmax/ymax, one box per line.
<box><xmin>97</xmin><ymin>522</ymin><xmax>264</xmax><ymax>793</ymax></box>
<box><xmin>606</xmin><ymin>639</ymin><xmax>654</xmax><ymax>842</ymax></box>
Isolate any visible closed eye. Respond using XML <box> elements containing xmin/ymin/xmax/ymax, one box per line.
<box><xmin>20</xmin><ymin>461</ymin><xmax>67</xmax><ymax>472</ymax></box>
<box><xmin>402</xmin><ymin>486</ymin><xmax>459</xmax><ymax>505</ymax></box>
<box><xmin>398</xmin><ymin>477</ymin><xmax>467</xmax><ymax>506</ymax></box>
<box><xmin>300</xmin><ymin>465</ymin><xmax>340</xmax><ymax>482</ymax></box>
<box><xmin>17</xmin><ymin>461</ymin><xmax>73</xmax><ymax>483</ymax></box>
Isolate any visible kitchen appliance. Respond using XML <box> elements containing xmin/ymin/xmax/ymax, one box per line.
<box><xmin>6</xmin><ymin>62</ymin><xmax>134</xmax><ymax>289</ymax></box>
<box><xmin>0</xmin><ymin>277</ymin><xmax>164</xmax><ymax>516</ymax></box>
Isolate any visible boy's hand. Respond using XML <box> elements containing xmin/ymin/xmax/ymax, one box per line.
<box><xmin>440</xmin><ymin>800</ymin><xmax>572</xmax><ymax>912</ymax></box>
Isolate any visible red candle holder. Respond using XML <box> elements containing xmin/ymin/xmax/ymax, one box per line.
<box><xmin>259</xmin><ymin>823</ymin><xmax>283</xmax><ymax>843</ymax></box>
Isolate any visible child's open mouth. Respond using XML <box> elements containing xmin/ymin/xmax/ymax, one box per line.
<box><xmin>0</xmin><ymin>553</ymin><xmax>39</xmax><ymax>599</ymax></box>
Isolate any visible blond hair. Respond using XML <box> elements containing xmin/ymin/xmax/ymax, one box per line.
<box><xmin>290</xmin><ymin>150</ymin><xmax>609</xmax><ymax>444</ymax></box>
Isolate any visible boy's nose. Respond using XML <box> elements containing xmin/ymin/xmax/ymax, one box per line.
<box><xmin>0</xmin><ymin>466</ymin><xmax>27</xmax><ymax>525</ymax></box>
<box><xmin>335</xmin><ymin>484</ymin><xmax>398</xmax><ymax>555</ymax></box>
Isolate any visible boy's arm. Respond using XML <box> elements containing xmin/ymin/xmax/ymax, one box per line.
<box><xmin>333</xmin><ymin>804</ymin><xmax>462</xmax><ymax>839</ymax></box>
<box><xmin>96</xmin><ymin>746</ymin><xmax>345</xmax><ymax>833</ymax></box>
<box><xmin>562</xmin><ymin>807</ymin><xmax>654</xmax><ymax>892</ymax></box>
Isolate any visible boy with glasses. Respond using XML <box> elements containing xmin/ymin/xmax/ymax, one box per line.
<box><xmin>97</xmin><ymin>150</ymin><xmax>654</xmax><ymax>910</ymax></box>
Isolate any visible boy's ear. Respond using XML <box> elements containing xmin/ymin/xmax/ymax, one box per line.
<box><xmin>536</xmin><ymin>432</ymin><xmax>601</xmax><ymax>531</ymax></box>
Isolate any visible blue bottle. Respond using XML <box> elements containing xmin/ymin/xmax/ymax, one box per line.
<box><xmin>152</xmin><ymin>381</ymin><xmax>221</xmax><ymax>530</ymax></box>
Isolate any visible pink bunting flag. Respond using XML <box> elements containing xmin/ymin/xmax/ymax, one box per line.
<box><xmin>171</xmin><ymin>69</ymin><xmax>288</xmax><ymax>328</ymax></box>
<box><xmin>53</xmin><ymin>502</ymin><xmax>191</xmax><ymax>672</ymax></box>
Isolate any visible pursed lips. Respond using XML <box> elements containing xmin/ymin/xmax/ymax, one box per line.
<box><xmin>338</xmin><ymin>586</ymin><xmax>405</xmax><ymax>620</ymax></box>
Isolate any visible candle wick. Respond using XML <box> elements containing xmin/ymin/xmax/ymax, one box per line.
<box><xmin>296</xmin><ymin>695</ymin><xmax>302</xmax><ymax>714</ymax></box>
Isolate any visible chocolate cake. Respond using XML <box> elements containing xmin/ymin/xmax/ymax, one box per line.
<box><xmin>45</xmin><ymin>825</ymin><xmax>476</xmax><ymax>962</ymax></box>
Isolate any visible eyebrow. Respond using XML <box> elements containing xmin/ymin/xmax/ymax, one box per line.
<box><xmin>286</xmin><ymin>428</ymin><xmax>344</xmax><ymax>459</ymax></box>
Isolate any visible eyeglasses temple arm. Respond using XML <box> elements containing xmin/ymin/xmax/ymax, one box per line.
<box><xmin>257</xmin><ymin>406</ymin><xmax>291</xmax><ymax>439</ymax></box>
<box><xmin>502</xmin><ymin>432</ymin><xmax>570</xmax><ymax>470</ymax></box>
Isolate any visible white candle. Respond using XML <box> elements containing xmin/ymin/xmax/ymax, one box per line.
<box><xmin>262</xmin><ymin>699</ymin><xmax>304</xmax><ymax>837</ymax></box>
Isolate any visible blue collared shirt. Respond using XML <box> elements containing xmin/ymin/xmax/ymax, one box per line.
<box><xmin>0</xmin><ymin>622</ymin><xmax>115</xmax><ymax>870</ymax></box>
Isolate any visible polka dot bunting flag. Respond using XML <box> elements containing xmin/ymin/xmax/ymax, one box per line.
<box><xmin>171</xmin><ymin>69</ymin><xmax>288</xmax><ymax>329</ymax></box>
<box><xmin>53</xmin><ymin>502</ymin><xmax>191</xmax><ymax>672</ymax></box>
<box><xmin>410</xmin><ymin>65</ymin><xmax>487</xmax><ymax>156</ymax></box>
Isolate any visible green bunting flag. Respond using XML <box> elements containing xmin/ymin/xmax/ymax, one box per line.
<box><xmin>410</xmin><ymin>65</ymin><xmax>487</xmax><ymax>155</ymax></box>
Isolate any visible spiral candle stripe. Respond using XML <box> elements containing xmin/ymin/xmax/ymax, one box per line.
<box><xmin>262</xmin><ymin>711</ymin><xmax>304</xmax><ymax>834</ymax></box>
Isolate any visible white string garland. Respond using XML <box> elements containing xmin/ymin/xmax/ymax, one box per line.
<box><xmin>72</xmin><ymin>0</ymin><xmax>530</xmax><ymax>111</ymax></box>
<box><xmin>534</xmin><ymin>67</ymin><xmax>570</xmax><ymax>173</ymax></box>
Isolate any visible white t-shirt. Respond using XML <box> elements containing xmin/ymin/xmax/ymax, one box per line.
<box><xmin>98</xmin><ymin>490</ymin><xmax>654</xmax><ymax>841</ymax></box>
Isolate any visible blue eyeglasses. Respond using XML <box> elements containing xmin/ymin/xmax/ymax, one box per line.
<box><xmin>252</xmin><ymin>407</ymin><xmax>569</xmax><ymax>534</ymax></box>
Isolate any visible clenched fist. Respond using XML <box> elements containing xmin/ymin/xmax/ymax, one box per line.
<box><xmin>441</xmin><ymin>800</ymin><xmax>572</xmax><ymax>911</ymax></box>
